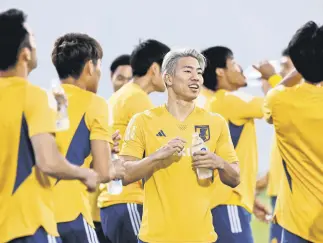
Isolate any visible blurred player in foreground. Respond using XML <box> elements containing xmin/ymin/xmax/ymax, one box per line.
<box><xmin>264</xmin><ymin>21</ymin><xmax>323</xmax><ymax>243</ymax></box>
<box><xmin>90</xmin><ymin>54</ymin><xmax>132</xmax><ymax>243</ymax></box>
<box><xmin>202</xmin><ymin>46</ymin><xmax>273</xmax><ymax>243</ymax></box>
<box><xmin>253</xmin><ymin>47</ymin><xmax>298</xmax><ymax>243</ymax></box>
<box><xmin>51</xmin><ymin>33</ymin><xmax>125</xmax><ymax>242</ymax></box>
<box><xmin>98</xmin><ymin>39</ymin><xmax>170</xmax><ymax>243</ymax></box>
<box><xmin>120</xmin><ymin>48</ymin><xmax>240</xmax><ymax>243</ymax></box>
<box><xmin>0</xmin><ymin>9</ymin><xmax>98</xmax><ymax>243</ymax></box>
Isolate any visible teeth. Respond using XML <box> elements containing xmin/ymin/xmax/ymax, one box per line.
<box><xmin>189</xmin><ymin>85</ymin><xmax>199</xmax><ymax>89</ymax></box>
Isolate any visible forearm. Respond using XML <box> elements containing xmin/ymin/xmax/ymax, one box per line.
<box><xmin>33</xmin><ymin>134</ymin><xmax>87</xmax><ymax>180</ymax></box>
<box><xmin>122</xmin><ymin>155</ymin><xmax>158</xmax><ymax>186</ymax></box>
<box><xmin>218</xmin><ymin>161</ymin><xmax>240</xmax><ymax>188</ymax></box>
<box><xmin>39</xmin><ymin>152</ymin><xmax>87</xmax><ymax>180</ymax></box>
<box><xmin>256</xmin><ymin>173</ymin><xmax>269</xmax><ymax>193</ymax></box>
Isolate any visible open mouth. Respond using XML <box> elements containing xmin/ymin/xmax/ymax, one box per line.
<box><xmin>188</xmin><ymin>84</ymin><xmax>199</xmax><ymax>90</ymax></box>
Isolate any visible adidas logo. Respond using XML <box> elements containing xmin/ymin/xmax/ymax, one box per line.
<box><xmin>156</xmin><ymin>130</ymin><xmax>166</xmax><ymax>137</ymax></box>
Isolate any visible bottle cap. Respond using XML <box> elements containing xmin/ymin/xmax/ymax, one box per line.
<box><xmin>111</xmin><ymin>153</ymin><xmax>119</xmax><ymax>160</ymax></box>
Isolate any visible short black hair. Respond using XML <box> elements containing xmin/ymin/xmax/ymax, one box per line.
<box><xmin>51</xmin><ymin>33</ymin><xmax>103</xmax><ymax>79</ymax></box>
<box><xmin>288</xmin><ymin>21</ymin><xmax>323</xmax><ymax>83</ymax></box>
<box><xmin>110</xmin><ymin>54</ymin><xmax>130</xmax><ymax>73</ymax></box>
<box><xmin>201</xmin><ymin>46</ymin><xmax>233</xmax><ymax>91</ymax></box>
<box><xmin>0</xmin><ymin>9</ymin><xmax>31</xmax><ymax>71</ymax></box>
<box><xmin>130</xmin><ymin>39</ymin><xmax>170</xmax><ymax>77</ymax></box>
<box><xmin>282</xmin><ymin>47</ymin><xmax>290</xmax><ymax>57</ymax></box>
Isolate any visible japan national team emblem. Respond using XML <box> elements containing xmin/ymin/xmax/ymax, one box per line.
<box><xmin>194</xmin><ymin>125</ymin><xmax>210</xmax><ymax>142</ymax></box>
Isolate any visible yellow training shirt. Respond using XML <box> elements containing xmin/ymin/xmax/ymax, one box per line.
<box><xmin>121</xmin><ymin>105</ymin><xmax>238</xmax><ymax>243</ymax></box>
<box><xmin>195</xmin><ymin>86</ymin><xmax>214</xmax><ymax>110</ymax></box>
<box><xmin>53</xmin><ymin>84</ymin><xmax>112</xmax><ymax>227</ymax></box>
<box><xmin>264</xmin><ymin>83</ymin><xmax>323</xmax><ymax>242</ymax></box>
<box><xmin>0</xmin><ymin>77</ymin><xmax>58</xmax><ymax>242</ymax></box>
<box><xmin>209</xmin><ymin>89</ymin><xmax>263</xmax><ymax>212</ymax></box>
<box><xmin>267</xmin><ymin>134</ymin><xmax>283</xmax><ymax>197</ymax></box>
<box><xmin>98</xmin><ymin>82</ymin><xmax>154</xmax><ymax>209</ymax></box>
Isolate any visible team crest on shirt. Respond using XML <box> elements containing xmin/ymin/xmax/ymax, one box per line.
<box><xmin>194</xmin><ymin>125</ymin><xmax>210</xmax><ymax>142</ymax></box>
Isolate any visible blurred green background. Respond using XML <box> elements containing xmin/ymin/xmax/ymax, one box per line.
<box><xmin>251</xmin><ymin>192</ymin><xmax>271</xmax><ymax>243</ymax></box>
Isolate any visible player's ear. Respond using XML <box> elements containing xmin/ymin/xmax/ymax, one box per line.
<box><xmin>18</xmin><ymin>47</ymin><xmax>31</xmax><ymax>64</ymax></box>
<box><xmin>215</xmin><ymin>67</ymin><xmax>224</xmax><ymax>77</ymax></box>
<box><xmin>164</xmin><ymin>73</ymin><xmax>172</xmax><ymax>87</ymax></box>
<box><xmin>84</xmin><ymin>60</ymin><xmax>94</xmax><ymax>76</ymax></box>
<box><xmin>149</xmin><ymin>62</ymin><xmax>161</xmax><ymax>76</ymax></box>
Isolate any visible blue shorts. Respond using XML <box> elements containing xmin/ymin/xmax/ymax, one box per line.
<box><xmin>212</xmin><ymin>205</ymin><xmax>254</xmax><ymax>243</ymax></box>
<box><xmin>281</xmin><ymin>227</ymin><xmax>309</xmax><ymax>243</ymax></box>
<box><xmin>9</xmin><ymin>227</ymin><xmax>62</xmax><ymax>243</ymax></box>
<box><xmin>270</xmin><ymin>196</ymin><xmax>283</xmax><ymax>243</ymax></box>
<box><xmin>101</xmin><ymin>203</ymin><xmax>143</xmax><ymax>243</ymax></box>
<box><xmin>57</xmin><ymin>214</ymin><xmax>99</xmax><ymax>243</ymax></box>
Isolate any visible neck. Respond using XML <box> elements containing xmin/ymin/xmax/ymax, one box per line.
<box><xmin>60</xmin><ymin>77</ymin><xmax>87</xmax><ymax>90</ymax></box>
<box><xmin>166</xmin><ymin>91</ymin><xmax>195</xmax><ymax>122</ymax></box>
<box><xmin>0</xmin><ymin>66</ymin><xmax>28</xmax><ymax>79</ymax></box>
<box><xmin>216</xmin><ymin>78</ymin><xmax>236</xmax><ymax>91</ymax></box>
<box><xmin>133</xmin><ymin>75</ymin><xmax>155</xmax><ymax>94</ymax></box>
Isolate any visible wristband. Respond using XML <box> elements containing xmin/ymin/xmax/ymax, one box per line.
<box><xmin>268</xmin><ymin>74</ymin><xmax>282</xmax><ymax>88</ymax></box>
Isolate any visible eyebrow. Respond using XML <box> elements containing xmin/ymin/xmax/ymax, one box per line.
<box><xmin>182</xmin><ymin>65</ymin><xmax>202</xmax><ymax>71</ymax></box>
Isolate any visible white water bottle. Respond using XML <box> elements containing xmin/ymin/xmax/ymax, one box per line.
<box><xmin>191</xmin><ymin>132</ymin><xmax>213</xmax><ymax>179</ymax></box>
<box><xmin>51</xmin><ymin>80</ymin><xmax>69</xmax><ymax>131</ymax></box>
<box><xmin>107</xmin><ymin>153</ymin><xmax>123</xmax><ymax>195</ymax></box>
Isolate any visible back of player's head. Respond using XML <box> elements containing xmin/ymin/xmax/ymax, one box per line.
<box><xmin>161</xmin><ymin>48</ymin><xmax>206</xmax><ymax>76</ymax></box>
<box><xmin>0</xmin><ymin>9</ymin><xmax>31</xmax><ymax>71</ymax></box>
<box><xmin>201</xmin><ymin>46</ymin><xmax>233</xmax><ymax>91</ymax></box>
<box><xmin>130</xmin><ymin>39</ymin><xmax>170</xmax><ymax>77</ymax></box>
<box><xmin>110</xmin><ymin>54</ymin><xmax>130</xmax><ymax>74</ymax></box>
<box><xmin>51</xmin><ymin>33</ymin><xmax>103</xmax><ymax>79</ymax></box>
<box><xmin>288</xmin><ymin>21</ymin><xmax>323</xmax><ymax>83</ymax></box>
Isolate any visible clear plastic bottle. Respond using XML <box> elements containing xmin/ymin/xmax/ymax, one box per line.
<box><xmin>191</xmin><ymin>132</ymin><xmax>213</xmax><ymax>179</ymax></box>
<box><xmin>51</xmin><ymin>80</ymin><xmax>69</xmax><ymax>131</ymax></box>
<box><xmin>107</xmin><ymin>153</ymin><xmax>123</xmax><ymax>195</ymax></box>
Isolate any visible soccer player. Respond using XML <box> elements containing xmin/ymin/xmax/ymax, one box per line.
<box><xmin>253</xmin><ymin>47</ymin><xmax>296</xmax><ymax>243</ymax></box>
<box><xmin>202</xmin><ymin>46</ymin><xmax>272</xmax><ymax>243</ymax></box>
<box><xmin>51</xmin><ymin>33</ymin><xmax>125</xmax><ymax>242</ymax></box>
<box><xmin>120</xmin><ymin>48</ymin><xmax>240</xmax><ymax>243</ymax></box>
<box><xmin>196</xmin><ymin>60</ymin><xmax>246</xmax><ymax>110</ymax></box>
<box><xmin>0</xmin><ymin>9</ymin><xmax>98</xmax><ymax>243</ymax></box>
<box><xmin>264</xmin><ymin>21</ymin><xmax>323</xmax><ymax>243</ymax></box>
<box><xmin>110</xmin><ymin>54</ymin><xmax>132</xmax><ymax>92</ymax></box>
<box><xmin>98</xmin><ymin>39</ymin><xmax>170</xmax><ymax>243</ymax></box>
<box><xmin>90</xmin><ymin>54</ymin><xmax>132</xmax><ymax>243</ymax></box>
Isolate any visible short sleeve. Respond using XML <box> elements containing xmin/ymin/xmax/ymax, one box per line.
<box><xmin>25</xmin><ymin>86</ymin><xmax>57</xmax><ymax>137</ymax></box>
<box><xmin>215</xmin><ymin>116</ymin><xmax>239</xmax><ymax>163</ymax></box>
<box><xmin>120</xmin><ymin>113</ymin><xmax>145</xmax><ymax>159</ymax></box>
<box><xmin>227</xmin><ymin>91</ymin><xmax>264</xmax><ymax>119</ymax></box>
<box><xmin>86</xmin><ymin>96</ymin><xmax>113</xmax><ymax>144</ymax></box>
<box><xmin>263</xmin><ymin>86</ymin><xmax>282</xmax><ymax>124</ymax></box>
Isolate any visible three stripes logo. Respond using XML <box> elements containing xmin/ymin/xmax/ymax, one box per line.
<box><xmin>156</xmin><ymin>130</ymin><xmax>166</xmax><ymax>137</ymax></box>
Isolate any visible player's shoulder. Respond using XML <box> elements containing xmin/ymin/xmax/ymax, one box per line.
<box><xmin>139</xmin><ymin>105</ymin><xmax>164</xmax><ymax>118</ymax></box>
<box><xmin>265</xmin><ymin>85</ymin><xmax>287</xmax><ymax>102</ymax></box>
<box><xmin>26</xmin><ymin>82</ymin><xmax>46</xmax><ymax>95</ymax></box>
<box><xmin>195</xmin><ymin>106</ymin><xmax>226</xmax><ymax>124</ymax></box>
<box><xmin>26</xmin><ymin>83</ymin><xmax>57</xmax><ymax>110</ymax></box>
<box><xmin>129</xmin><ymin>105</ymin><xmax>163</xmax><ymax>123</ymax></box>
<box><xmin>226</xmin><ymin>90</ymin><xmax>256</xmax><ymax>103</ymax></box>
<box><xmin>88</xmin><ymin>93</ymin><xmax>109</xmax><ymax>112</ymax></box>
